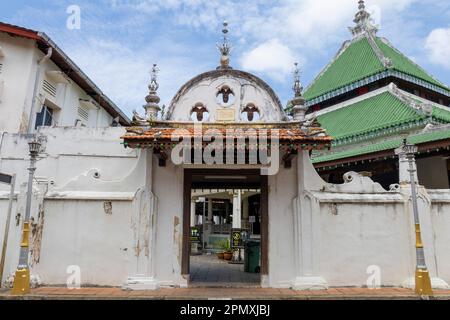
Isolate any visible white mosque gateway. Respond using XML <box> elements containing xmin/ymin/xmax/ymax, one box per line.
<box><xmin>0</xmin><ymin>3</ymin><xmax>450</xmax><ymax>293</ymax></box>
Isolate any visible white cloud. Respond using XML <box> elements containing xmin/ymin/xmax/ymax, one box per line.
<box><xmin>425</xmin><ymin>26</ymin><xmax>450</xmax><ymax>69</ymax></box>
<box><xmin>240</xmin><ymin>39</ymin><xmax>297</xmax><ymax>82</ymax></box>
<box><xmin>66</xmin><ymin>37</ymin><xmax>208</xmax><ymax>116</ymax></box>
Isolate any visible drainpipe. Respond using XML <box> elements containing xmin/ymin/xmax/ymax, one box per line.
<box><xmin>0</xmin><ymin>131</ymin><xmax>7</xmax><ymax>170</ymax></box>
<box><xmin>27</xmin><ymin>47</ymin><xmax>53</xmax><ymax>134</ymax></box>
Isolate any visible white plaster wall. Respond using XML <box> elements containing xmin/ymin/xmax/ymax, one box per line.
<box><xmin>0</xmin><ymin>127</ymin><xmax>140</xmax><ymax>286</ymax></box>
<box><xmin>33</xmin><ymin>199</ymin><xmax>132</xmax><ymax>286</ymax></box>
<box><xmin>0</xmin><ymin>33</ymin><xmax>35</xmax><ymax>133</ymax></box>
<box><xmin>316</xmin><ymin>201</ymin><xmax>413</xmax><ymax>286</ymax></box>
<box><xmin>153</xmin><ymin>159</ymin><xmax>184</xmax><ymax>286</ymax></box>
<box><xmin>429</xmin><ymin>191</ymin><xmax>450</xmax><ymax>282</ymax></box>
<box><xmin>267</xmin><ymin>162</ymin><xmax>297</xmax><ymax>287</ymax></box>
<box><xmin>1</xmin><ymin>126</ymin><xmax>450</xmax><ymax>288</ymax></box>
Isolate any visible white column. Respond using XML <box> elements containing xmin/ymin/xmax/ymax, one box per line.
<box><xmin>232</xmin><ymin>190</ymin><xmax>242</xmax><ymax>229</ymax></box>
<box><xmin>207</xmin><ymin>198</ymin><xmax>213</xmax><ymax>223</ymax></box>
<box><xmin>190</xmin><ymin>199</ymin><xmax>196</xmax><ymax>227</ymax></box>
<box><xmin>203</xmin><ymin>198</ymin><xmax>213</xmax><ymax>248</ymax></box>
<box><xmin>292</xmin><ymin>151</ymin><xmax>328</xmax><ymax>290</ymax></box>
<box><xmin>124</xmin><ymin>149</ymin><xmax>159</xmax><ymax>290</ymax></box>
<box><xmin>395</xmin><ymin>148</ymin><xmax>418</xmax><ymax>185</ymax></box>
<box><xmin>242</xmin><ymin>195</ymin><xmax>249</xmax><ymax>229</ymax></box>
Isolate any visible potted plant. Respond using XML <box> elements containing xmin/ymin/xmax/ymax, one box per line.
<box><xmin>223</xmin><ymin>239</ymin><xmax>233</xmax><ymax>261</ymax></box>
<box><xmin>217</xmin><ymin>240</ymin><xmax>227</xmax><ymax>260</ymax></box>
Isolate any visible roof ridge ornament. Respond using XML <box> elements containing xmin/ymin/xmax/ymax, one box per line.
<box><xmin>349</xmin><ymin>0</ymin><xmax>379</xmax><ymax>38</ymax></box>
<box><xmin>290</xmin><ymin>63</ymin><xmax>308</xmax><ymax>122</ymax></box>
<box><xmin>293</xmin><ymin>62</ymin><xmax>303</xmax><ymax>97</ymax></box>
<box><xmin>217</xmin><ymin>21</ymin><xmax>232</xmax><ymax>70</ymax></box>
<box><xmin>144</xmin><ymin>64</ymin><xmax>161</xmax><ymax>122</ymax></box>
<box><xmin>388</xmin><ymin>83</ymin><xmax>434</xmax><ymax>118</ymax></box>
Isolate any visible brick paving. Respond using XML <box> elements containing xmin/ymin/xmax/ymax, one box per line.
<box><xmin>1</xmin><ymin>255</ymin><xmax>449</xmax><ymax>300</ymax></box>
<box><xmin>1</xmin><ymin>287</ymin><xmax>450</xmax><ymax>300</ymax></box>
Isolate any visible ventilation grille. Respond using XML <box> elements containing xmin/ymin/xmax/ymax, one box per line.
<box><xmin>0</xmin><ymin>63</ymin><xmax>3</xmax><ymax>74</ymax></box>
<box><xmin>77</xmin><ymin>106</ymin><xmax>89</xmax><ymax>121</ymax></box>
<box><xmin>43</xmin><ymin>79</ymin><xmax>56</xmax><ymax>97</ymax></box>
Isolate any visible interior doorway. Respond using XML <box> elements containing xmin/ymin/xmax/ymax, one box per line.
<box><xmin>182</xmin><ymin>169</ymin><xmax>268</xmax><ymax>287</ymax></box>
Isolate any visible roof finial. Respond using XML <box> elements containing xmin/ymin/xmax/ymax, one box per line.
<box><xmin>349</xmin><ymin>0</ymin><xmax>378</xmax><ymax>38</ymax></box>
<box><xmin>217</xmin><ymin>21</ymin><xmax>232</xmax><ymax>69</ymax></box>
<box><xmin>144</xmin><ymin>64</ymin><xmax>161</xmax><ymax>121</ymax></box>
<box><xmin>292</xmin><ymin>62</ymin><xmax>303</xmax><ymax>97</ymax></box>
<box><xmin>290</xmin><ymin>63</ymin><xmax>308</xmax><ymax>122</ymax></box>
<box><xmin>358</xmin><ymin>0</ymin><xmax>366</xmax><ymax>11</ymax></box>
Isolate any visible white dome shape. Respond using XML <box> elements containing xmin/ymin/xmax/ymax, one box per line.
<box><xmin>166</xmin><ymin>69</ymin><xmax>287</xmax><ymax>122</ymax></box>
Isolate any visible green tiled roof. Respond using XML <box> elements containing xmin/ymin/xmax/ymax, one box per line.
<box><xmin>312</xmin><ymin>129</ymin><xmax>450</xmax><ymax>164</ymax></box>
<box><xmin>374</xmin><ymin>38</ymin><xmax>446</xmax><ymax>88</ymax></box>
<box><xmin>304</xmin><ymin>38</ymin><xmax>382</xmax><ymax>100</ymax></box>
<box><xmin>317</xmin><ymin>92</ymin><xmax>423</xmax><ymax>141</ymax></box>
<box><xmin>304</xmin><ymin>35</ymin><xmax>449</xmax><ymax>101</ymax></box>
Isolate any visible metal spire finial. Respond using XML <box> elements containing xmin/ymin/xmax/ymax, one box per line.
<box><xmin>144</xmin><ymin>63</ymin><xmax>161</xmax><ymax>121</ymax></box>
<box><xmin>217</xmin><ymin>21</ymin><xmax>232</xmax><ymax>69</ymax></box>
<box><xmin>148</xmin><ymin>63</ymin><xmax>159</xmax><ymax>93</ymax></box>
<box><xmin>292</xmin><ymin>62</ymin><xmax>303</xmax><ymax>97</ymax></box>
<box><xmin>290</xmin><ymin>62</ymin><xmax>308</xmax><ymax>122</ymax></box>
<box><xmin>358</xmin><ymin>0</ymin><xmax>366</xmax><ymax>11</ymax></box>
<box><xmin>349</xmin><ymin>0</ymin><xmax>378</xmax><ymax>38</ymax></box>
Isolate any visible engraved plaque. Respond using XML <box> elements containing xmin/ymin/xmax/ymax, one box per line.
<box><xmin>216</xmin><ymin>108</ymin><xmax>235</xmax><ymax>121</ymax></box>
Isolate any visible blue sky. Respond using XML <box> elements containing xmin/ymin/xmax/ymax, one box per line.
<box><xmin>1</xmin><ymin>0</ymin><xmax>450</xmax><ymax>116</ymax></box>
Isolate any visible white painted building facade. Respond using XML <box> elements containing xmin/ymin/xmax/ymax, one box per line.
<box><xmin>0</xmin><ymin>22</ymin><xmax>449</xmax><ymax>292</ymax></box>
<box><xmin>0</xmin><ymin>23</ymin><xmax>129</xmax><ymax>134</ymax></box>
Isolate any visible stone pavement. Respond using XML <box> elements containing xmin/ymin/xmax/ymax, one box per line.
<box><xmin>1</xmin><ymin>287</ymin><xmax>450</xmax><ymax>300</ymax></box>
<box><xmin>190</xmin><ymin>254</ymin><xmax>260</xmax><ymax>287</ymax></box>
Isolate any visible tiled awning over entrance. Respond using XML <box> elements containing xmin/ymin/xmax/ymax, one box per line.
<box><xmin>122</xmin><ymin>123</ymin><xmax>333</xmax><ymax>151</ymax></box>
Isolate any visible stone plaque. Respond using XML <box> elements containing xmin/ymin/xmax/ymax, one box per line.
<box><xmin>216</xmin><ymin>108</ymin><xmax>235</xmax><ymax>121</ymax></box>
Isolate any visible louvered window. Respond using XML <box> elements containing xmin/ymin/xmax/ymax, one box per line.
<box><xmin>77</xmin><ymin>106</ymin><xmax>89</xmax><ymax>122</ymax></box>
<box><xmin>42</xmin><ymin>79</ymin><xmax>57</xmax><ymax>97</ymax></box>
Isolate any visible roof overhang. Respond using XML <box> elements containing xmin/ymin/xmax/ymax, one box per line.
<box><xmin>314</xmin><ymin>136</ymin><xmax>450</xmax><ymax>170</ymax></box>
<box><xmin>122</xmin><ymin>122</ymin><xmax>332</xmax><ymax>168</ymax></box>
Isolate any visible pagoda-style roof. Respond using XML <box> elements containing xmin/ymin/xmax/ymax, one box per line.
<box><xmin>316</xmin><ymin>85</ymin><xmax>450</xmax><ymax>146</ymax></box>
<box><xmin>304</xmin><ymin>34</ymin><xmax>450</xmax><ymax>105</ymax></box>
<box><xmin>311</xmin><ymin>84</ymin><xmax>450</xmax><ymax>166</ymax></box>
<box><xmin>313</xmin><ymin>127</ymin><xmax>450</xmax><ymax>167</ymax></box>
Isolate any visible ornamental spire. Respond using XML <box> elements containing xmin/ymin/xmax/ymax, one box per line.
<box><xmin>292</xmin><ymin>62</ymin><xmax>303</xmax><ymax>97</ymax></box>
<box><xmin>144</xmin><ymin>64</ymin><xmax>161</xmax><ymax>120</ymax></box>
<box><xmin>217</xmin><ymin>21</ymin><xmax>232</xmax><ymax>69</ymax></box>
<box><xmin>290</xmin><ymin>63</ymin><xmax>308</xmax><ymax>122</ymax></box>
<box><xmin>349</xmin><ymin>0</ymin><xmax>378</xmax><ymax>38</ymax></box>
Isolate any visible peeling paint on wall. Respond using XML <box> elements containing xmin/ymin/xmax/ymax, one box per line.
<box><xmin>30</xmin><ymin>204</ymin><xmax>45</xmax><ymax>266</ymax></box>
<box><xmin>103</xmin><ymin>201</ymin><xmax>112</xmax><ymax>215</ymax></box>
<box><xmin>18</xmin><ymin>110</ymin><xmax>29</xmax><ymax>133</ymax></box>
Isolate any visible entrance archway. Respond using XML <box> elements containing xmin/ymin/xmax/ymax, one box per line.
<box><xmin>182</xmin><ymin>169</ymin><xmax>268</xmax><ymax>286</ymax></box>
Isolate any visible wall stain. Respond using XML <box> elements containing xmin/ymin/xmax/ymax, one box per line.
<box><xmin>30</xmin><ymin>205</ymin><xmax>45</xmax><ymax>266</ymax></box>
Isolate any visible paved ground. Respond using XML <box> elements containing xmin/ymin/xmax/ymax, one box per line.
<box><xmin>190</xmin><ymin>254</ymin><xmax>260</xmax><ymax>287</ymax></box>
<box><xmin>1</xmin><ymin>287</ymin><xmax>450</xmax><ymax>300</ymax></box>
<box><xmin>1</xmin><ymin>255</ymin><xmax>449</xmax><ymax>299</ymax></box>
